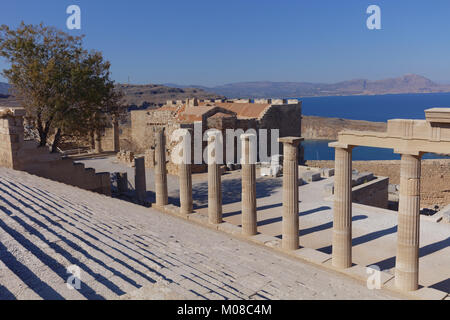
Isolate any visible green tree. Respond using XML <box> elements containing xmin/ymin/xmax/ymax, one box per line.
<box><xmin>0</xmin><ymin>22</ymin><xmax>123</xmax><ymax>152</ymax></box>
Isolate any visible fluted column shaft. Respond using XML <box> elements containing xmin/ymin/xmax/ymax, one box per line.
<box><xmin>241</xmin><ymin>134</ymin><xmax>257</xmax><ymax>236</ymax></box>
<box><xmin>155</xmin><ymin>130</ymin><xmax>168</xmax><ymax>207</ymax></box>
<box><xmin>208</xmin><ymin>133</ymin><xmax>223</xmax><ymax>224</ymax></box>
<box><xmin>332</xmin><ymin>146</ymin><xmax>353</xmax><ymax>269</ymax></box>
<box><xmin>279</xmin><ymin>137</ymin><xmax>303</xmax><ymax>250</ymax></box>
<box><xmin>134</xmin><ymin>157</ymin><xmax>146</xmax><ymax>204</ymax></box>
<box><xmin>395</xmin><ymin>153</ymin><xmax>421</xmax><ymax>291</ymax></box>
<box><xmin>179</xmin><ymin>130</ymin><xmax>193</xmax><ymax>215</ymax></box>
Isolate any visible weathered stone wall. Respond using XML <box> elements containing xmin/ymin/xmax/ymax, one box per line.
<box><xmin>0</xmin><ymin>109</ymin><xmax>25</xmax><ymax>169</ymax></box>
<box><xmin>307</xmin><ymin>159</ymin><xmax>450</xmax><ymax>208</ymax></box>
<box><xmin>131</xmin><ymin>100</ymin><xmax>304</xmax><ymax>172</ymax></box>
<box><xmin>352</xmin><ymin>176</ymin><xmax>389</xmax><ymax>209</ymax></box>
<box><xmin>131</xmin><ymin>109</ymin><xmax>177</xmax><ymax>152</ymax></box>
<box><xmin>259</xmin><ymin>102</ymin><xmax>303</xmax><ymax>163</ymax></box>
<box><xmin>0</xmin><ymin>107</ymin><xmax>111</xmax><ymax>196</ymax></box>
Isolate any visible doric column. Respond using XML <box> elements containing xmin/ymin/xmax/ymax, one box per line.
<box><xmin>134</xmin><ymin>157</ymin><xmax>146</xmax><ymax>204</ymax></box>
<box><xmin>241</xmin><ymin>133</ymin><xmax>257</xmax><ymax>236</ymax></box>
<box><xmin>113</xmin><ymin>117</ymin><xmax>120</xmax><ymax>152</ymax></box>
<box><xmin>155</xmin><ymin>129</ymin><xmax>168</xmax><ymax>207</ymax></box>
<box><xmin>179</xmin><ymin>129</ymin><xmax>193</xmax><ymax>215</ymax></box>
<box><xmin>330</xmin><ymin>143</ymin><xmax>353</xmax><ymax>269</ymax></box>
<box><xmin>207</xmin><ymin>131</ymin><xmax>223</xmax><ymax>224</ymax></box>
<box><xmin>395</xmin><ymin>153</ymin><xmax>422</xmax><ymax>291</ymax></box>
<box><xmin>279</xmin><ymin>137</ymin><xmax>303</xmax><ymax>250</ymax></box>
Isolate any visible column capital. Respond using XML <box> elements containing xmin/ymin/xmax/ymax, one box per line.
<box><xmin>394</xmin><ymin>149</ymin><xmax>424</xmax><ymax>157</ymax></box>
<box><xmin>278</xmin><ymin>136</ymin><xmax>304</xmax><ymax>146</ymax></box>
<box><xmin>328</xmin><ymin>141</ymin><xmax>354</xmax><ymax>150</ymax></box>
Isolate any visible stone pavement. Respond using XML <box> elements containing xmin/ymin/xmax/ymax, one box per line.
<box><xmin>0</xmin><ymin>167</ymin><xmax>400</xmax><ymax>300</ymax></box>
<box><xmin>77</xmin><ymin>156</ymin><xmax>449</xmax><ymax>295</ymax></box>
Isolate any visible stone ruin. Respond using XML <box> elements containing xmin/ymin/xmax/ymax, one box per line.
<box><xmin>116</xmin><ymin>150</ymin><xmax>135</xmax><ymax>167</ymax></box>
<box><xmin>130</xmin><ymin>98</ymin><xmax>304</xmax><ymax>174</ymax></box>
<box><xmin>0</xmin><ymin>106</ymin><xmax>111</xmax><ymax>195</ymax></box>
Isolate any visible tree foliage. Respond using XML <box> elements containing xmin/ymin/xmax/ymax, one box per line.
<box><xmin>0</xmin><ymin>22</ymin><xmax>123</xmax><ymax>151</ymax></box>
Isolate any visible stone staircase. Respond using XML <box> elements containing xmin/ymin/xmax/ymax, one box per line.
<box><xmin>17</xmin><ymin>141</ymin><xmax>111</xmax><ymax>196</ymax></box>
<box><xmin>0</xmin><ymin>167</ymin><xmax>399</xmax><ymax>300</ymax></box>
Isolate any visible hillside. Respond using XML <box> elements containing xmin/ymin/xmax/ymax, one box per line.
<box><xmin>117</xmin><ymin>84</ymin><xmax>224</xmax><ymax>108</ymax></box>
<box><xmin>173</xmin><ymin>74</ymin><xmax>450</xmax><ymax>98</ymax></box>
<box><xmin>0</xmin><ymin>82</ymin><xmax>10</xmax><ymax>95</ymax></box>
<box><xmin>302</xmin><ymin>116</ymin><xmax>387</xmax><ymax>140</ymax></box>
<box><xmin>0</xmin><ymin>82</ymin><xmax>225</xmax><ymax>109</ymax></box>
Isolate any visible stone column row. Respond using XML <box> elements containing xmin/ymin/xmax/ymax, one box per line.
<box><xmin>331</xmin><ymin>145</ymin><xmax>353</xmax><ymax>269</ymax></box>
<box><xmin>279</xmin><ymin>137</ymin><xmax>303</xmax><ymax>250</ymax></box>
<box><xmin>329</xmin><ymin>142</ymin><xmax>423</xmax><ymax>292</ymax></box>
<box><xmin>395</xmin><ymin>153</ymin><xmax>422</xmax><ymax>291</ymax></box>
<box><xmin>208</xmin><ymin>131</ymin><xmax>223</xmax><ymax>224</ymax></box>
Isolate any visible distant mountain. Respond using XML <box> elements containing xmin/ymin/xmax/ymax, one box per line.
<box><xmin>0</xmin><ymin>82</ymin><xmax>10</xmax><ymax>95</ymax></box>
<box><xmin>0</xmin><ymin>82</ymin><xmax>223</xmax><ymax>109</ymax></box>
<box><xmin>168</xmin><ymin>74</ymin><xmax>450</xmax><ymax>98</ymax></box>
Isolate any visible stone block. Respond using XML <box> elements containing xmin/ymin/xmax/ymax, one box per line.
<box><xmin>260</xmin><ymin>164</ymin><xmax>282</xmax><ymax>177</ymax></box>
<box><xmin>442</xmin><ymin>210</ymin><xmax>450</xmax><ymax>224</ymax></box>
<box><xmin>352</xmin><ymin>172</ymin><xmax>374</xmax><ymax>186</ymax></box>
<box><xmin>249</xmin><ymin>234</ymin><xmax>281</xmax><ymax>248</ymax></box>
<box><xmin>339</xmin><ymin>265</ymin><xmax>394</xmax><ymax>285</ymax></box>
<box><xmin>407</xmin><ymin>287</ymin><xmax>449</xmax><ymax>300</ymax></box>
<box><xmin>324</xmin><ymin>183</ymin><xmax>334</xmax><ymax>195</ymax></box>
<box><xmin>217</xmin><ymin>222</ymin><xmax>242</xmax><ymax>236</ymax></box>
<box><xmin>187</xmin><ymin>212</ymin><xmax>210</xmax><ymax>226</ymax></box>
<box><xmin>116</xmin><ymin>172</ymin><xmax>128</xmax><ymax>194</ymax></box>
<box><xmin>294</xmin><ymin>248</ymin><xmax>331</xmax><ymax>264</ymax></box>
<box><xmin>388</xmin><ymin>184</ymin><xmax>398</xmax><ymax>193</ymax></box>
<box><xmin>320</xmin><ymin>168</ymin><xmax>335</xmax><ymax>178</ymax></box>
<box><xmin>302</xmin><ymin>171</ymin><xmax>321</xmax><ymax>183</ymax></box>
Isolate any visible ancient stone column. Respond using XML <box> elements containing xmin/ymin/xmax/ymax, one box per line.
<box><xmin>134</xmin><ymin>157</ymin><xmax>146</xmax><ymax>204</ymax></box>
<box><xmin>279</xmin><ymin>137</ymin><xmax>303</xmax><ymax>250</ymax></box>
<box><xmin>331</xmin><ymin>145</ymin><xmax>353</xmax><ymax>269</ymax></box>
<box><xmin>113</xmin><ymin>117</ymin><xmax>120</xmax><ymax>152</ymax></box>
<box><xmin>395</xmin><ymin>153</ymin><xmax>422</xmax><ymax>291</ymax></box>
<box><xmin>94</xmin><ymin>130</ymin><xmax>103</xmax><ymax>153</ymax></box>
<box><xmin>241</xmin><ymin>133</ymin><xmax>257</xmax><ymax>236</ymax></box>
<box><xmin>208</xmin><ymin>131</ymin><xmax>223</xmax><ymax>224</ymax></box>
<box><xmin>155</xmin><ymin>129</ymin><xmax>168</xmax><ymax>207</ymax></box>
<box><xmin>179</xmin><ymin>129</ymin><xmax>193</xmax><ymax>215</ymax></box>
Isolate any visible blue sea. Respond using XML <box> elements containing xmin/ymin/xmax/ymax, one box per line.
<box><xmin>299</xmin><ymin>93</ymin><xmax>450</xmax><ymax>161</ymax></box>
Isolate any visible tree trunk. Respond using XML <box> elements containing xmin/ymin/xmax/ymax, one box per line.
<box><xmin>36</xmin><ymin>113</ymin><xmax>53</xmax><ymax>147</ymax></box>
<box><xmin>51</xmin><ymin>128</ymin><xmax>62</xmax><ymax>153</ymax></box>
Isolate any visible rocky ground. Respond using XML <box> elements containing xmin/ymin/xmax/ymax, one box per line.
<box><xmin>301</xmin><ymin>116</ymin><xmax>387</xmax><ymax>140</ymax></box>
<box><xmin>307</xmin><ymin>159</ymin><xmax>450</xmax><ymax>209</ymax></box>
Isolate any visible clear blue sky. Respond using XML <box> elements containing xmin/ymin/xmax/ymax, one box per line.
<box><xmin>1</xmin><ymin>0</ymin><xmax>450</xmax><ymax>86</ymax></box>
